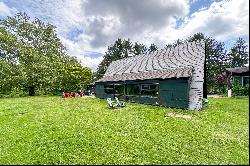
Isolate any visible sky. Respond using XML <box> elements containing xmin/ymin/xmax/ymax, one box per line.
<box><xmin>0</xmin><ymin>0</ymin><xmax>249</xmax><ymax>71</ymax></box>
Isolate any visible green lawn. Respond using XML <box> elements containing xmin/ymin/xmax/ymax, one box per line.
<box><xmin>0</xmin><ymin>96</ymin><xmax>248</xmax><ymax>165</ymax></box>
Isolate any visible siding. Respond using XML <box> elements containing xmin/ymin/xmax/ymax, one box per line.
<box><xmin>95</xmin><ymin>78</ymin><xmax>190</xmax><ymax>109</ymax></box>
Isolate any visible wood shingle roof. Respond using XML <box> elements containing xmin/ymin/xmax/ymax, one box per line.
<box><xmin>226</xmin><ymin>67</ymin><xmax>249</xmax><ymax>74</ymax></box>
<box><xmin>96</xmin><ymin>40</ymin><xmax>205</xmax><ymax>83</ymax></box>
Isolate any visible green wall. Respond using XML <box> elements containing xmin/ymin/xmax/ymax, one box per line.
<box><xmin>95</xmin><ymin>78</ymin><xmax>190</xmax><ymax>109</ymax></box>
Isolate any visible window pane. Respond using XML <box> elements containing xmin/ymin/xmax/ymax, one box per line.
<box><xmin>234</xmin><ymin>76</ymin><xmax>242</xmax><ymax>85</ymax></box>
<box><xmin>127</xmin><ymin>84</ymin><xmax>140</xmax><ymax>95</ymax></box>
<box><xmin>141</xmin><ymin>84</ymin><xmax>150</xmax><ymax>90</ymax></box>
<box><xmin>104</xmin><ymin>84</ymin><xmax>114</xmax><ymax>94</ymax></box>
<box><xmin>104</xmin><ymin>89</ymin><xmax>113</xmax><ymax>94</ymax></box>
<box><xmin>104</xmin><ymin>84</ymin><xmax>113</xmax><ymax>89</ymax></box>
<box><xmin>115</xmin><ymin>94</ymin><xmax>125</xmax><ymax>101</ymax></box>
<box><xmin>114</xmin><ymin>84</ymin><xmax>124</xmax><ymax>95</ymax></box>
<box><xmin>150</xmin><ymin>84</ymin><xmax>158</xmax><ymax>90</ymax></box>
<box><xmin>243</xmin><ymin>77</ymin><xmax>249</xmax><ymax>86</ymax></box>
<box><xmin>140</xmin><ymin>83</ymin><xmax>159</xmax><ymax>97</ymax></box>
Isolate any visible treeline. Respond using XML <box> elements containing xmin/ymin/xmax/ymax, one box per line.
<box><xmin>0</xmin><ymin>13</ymin><xmax>92</xmax><ymax>97</ymax></box>
<box><xmin>1</xmin><ymin>12</ymin><xmax>248</xmax><ymax>97</ymax></box>
<box><xmin>95</xmin><ymin>33</ymin><xmax>249</xmax><ymax>94</ymax></box>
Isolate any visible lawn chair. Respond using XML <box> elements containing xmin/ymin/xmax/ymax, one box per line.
<box><xmin>115</xmin><ymin>97</ymin><xmax>126</xmax><ymax>107</ymax></box>
<box><xmin>107</xmin><ymin>98</ymin><xmax>118</xmax><ymax>108</ymax></box>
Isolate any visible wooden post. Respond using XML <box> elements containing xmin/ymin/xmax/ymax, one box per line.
<box><xmin>125</xmin><ymin>82</ymin><xmax>128</xmax><ymax>101</ymax></box>
<box><xmin>227</xmin><ymin>72</ymin><xmax>232</xmax><ymax>97</ymax></box>
<box><xmin>113</xmin><ymin>83</ymin><xmax>115</xmax><ymax>99</ymax></box>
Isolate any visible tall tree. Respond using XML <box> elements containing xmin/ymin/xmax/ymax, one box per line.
<box><xmin>186</xmin><ymin>33</ymin><xmax>230</xmax><ymax>92</ymax></box>
<box><xmin>0</xmin><ymin>12</ymin><xmax>92</xmax><ymax>96</ymax></box>
<box><xmin>132</xmin><ymin>42</ymin><xmax>147</xmax><ymax>55</ymax></box>
<box><xmin>0</xmin><ymin>27</ymin><xmax>26</xmax><ymax>93</ymax></box>
<box><xmin>60</xmin><ymin>63</ymin><xmax>92</xmax><ymax>92</ymax></box>
<box><xmin>95</xmin><ymin>38</ymin><xmax>131</xmax><ymax>80</ymax></box>
<box><xmin>148</xmin><ymin>43</ymin><xmax>158</xmax><ymax>53</ymax></box>
<box><xmin>0</xmin><ymin>13</ymin><xmax>69</xmax><ymax>95</ymax></box>
<box><xmin>228</xmin><ymin>38</ymin><xmax>249</xmax><ymax>67</ymax></box>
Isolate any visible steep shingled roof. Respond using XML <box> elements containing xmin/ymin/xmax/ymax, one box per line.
<box><xmin>96</xmin><ymin>40</ymin><xmax>205</xmax><ymax>83</ymax></box>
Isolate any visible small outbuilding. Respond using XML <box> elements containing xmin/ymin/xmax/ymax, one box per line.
<box><xmin>94</xmin><ymin>40</ymin><xmax>206</xmax><ymax>110</ymax></box>
<box><xmin>226</xmin><ymin>67</ymin><xmax>249</xmax><ymax>86</ymax></box>
<box><xmin>225</xmin><ymin>66</ymin><xmax>249</xmax><ymax>97</ymax></box>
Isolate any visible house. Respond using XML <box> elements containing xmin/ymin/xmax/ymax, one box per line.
<box><xmin>94</xmin><ymin>40</ymin><xmax>206</xmax><ymax>110</ymax></box>
<box><xmin>225</xmin><ymin>66</ymin><xmax>249</xmax><ymax>97</ymax></box>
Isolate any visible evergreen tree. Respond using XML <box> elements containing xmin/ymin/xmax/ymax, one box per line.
<box><xmin>228</xmin><ymin>38</ymin><xmax>249</xmax><ymax>67</ymax></box>
<box><xmin>148</xmin><ymin>43</ymin><xmax>158</xmax><ymax>53</ymax></box>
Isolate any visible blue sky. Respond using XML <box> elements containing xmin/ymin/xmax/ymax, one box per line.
<box><xmin>0</xmin><ymin>0</ymin><xmax>249</xmax><ymax>70</ymax></box>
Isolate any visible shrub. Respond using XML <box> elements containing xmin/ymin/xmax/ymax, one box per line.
<box><xmin>0</xmin><ymin>87</ymin><xmax>28</xmax><ymax>98</ymax></box>
<box><xmin>232</xmin><ymin>81</ymin><xmax>249</xmax><ymax>96</ymax></box>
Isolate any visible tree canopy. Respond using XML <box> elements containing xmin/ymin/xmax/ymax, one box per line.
<box><xmin>228</xmin><ymin>38</ymin><xmax>249</xmax><ymax>68</ymax></box>
<box><xmin>0</xmin><ymin>12</ymin><xmax>92</xmax><ymax>96</ymax></box>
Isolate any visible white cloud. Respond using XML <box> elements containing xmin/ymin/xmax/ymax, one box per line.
<box><xmin>1</xmin><ymin>0</ymin><xmax>248</xmax><ymax>71</ymax></box>
<box><xmin>152</xmin><ymin>0</ymin><xmax>249</xmax><ymax>45</ymax></box>
<box><xmin>83</xmin><ymin>0</ymin><xmax>190</xmax><ymax>48</ymax></box>
<box><xmin>60</xmin><ymin>36</ymin><xmax>103</xmax><ymax>71</ymax></box>
<box><xmin>188</xmin><ymin>0</ymin><xmax>248</xmax><ymax>40</ymax></box>
<box><xmin>0</xmin><ymin>1</ymin><xmax>17</xmax><ymax>17</ymax></box>
<box><xmin>79</xmin><ymin>55</ymin><xmax>103</xmax><ymax>71</ymax></box>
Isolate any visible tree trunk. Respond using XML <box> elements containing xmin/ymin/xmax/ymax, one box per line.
<box><xmin>28</xmin><ymin>86</ymin><xmax>35</xmax><ymax>96</ymax></box>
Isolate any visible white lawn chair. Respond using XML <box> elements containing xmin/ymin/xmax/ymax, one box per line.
<box><xmin>107</xmin><ymin>98</ymin><xmax>118</xmax><ymax>108</ymax></box>
<box><xmin>115</xmin><ymin>97</ymin><xmax>126</xmax><ymax>107</ymax></box>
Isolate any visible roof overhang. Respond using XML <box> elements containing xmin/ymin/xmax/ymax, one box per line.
<box><xmin>226</xmin><ymin>67</ymin><xmax>249</xmax><ymax>76</ymax></box>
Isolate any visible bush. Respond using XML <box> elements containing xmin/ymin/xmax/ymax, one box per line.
<box><xmin>0</xmin><ymin>87</ymin><xmax>28</xmax><ymax>98</ymax></box>
<box><xmin>232</xmin><ymin>81</ymin><xmax>249</xmax><ymax>96</ymax></box>
<box><xmin>217</xmin><ymin>85</ymin><xmax>227</xmax><ymax>95</ymax></box>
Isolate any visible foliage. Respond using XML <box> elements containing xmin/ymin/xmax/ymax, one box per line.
<box><xmin>163</xmin><ymin>33</ymin><xmax>249</xmax><ymax>94</ymax></box>
<box><xmin>0</xmin><ymin>12</ymin><xmax>92</xmax><ymax>96</ymax></box>
<box><xmin>148</xmin><ymin>43</ymin><xmax>158</xmax><ymax>53</ymax></box>
<box><xmin>186</xmin><ymin>33</ymin><xmax>231</xmax><ymax>93</ymax></box>
<box><xmin>0</xmin><ymin>96</ymin><xmax>248</xmax><ymax>164</ymax></box>
<box><xmin>215</xmin><ymin>73</ymin><xmax>228</xmax><ymax>85</ymax></box>
<box><xmin>60</xmin><ymin>63</ymin><xmax>93</xmax><ymax>92</ymax></box>
<box><xmin>232</xmin><ymin>81</ymin><xmax>249</xmax><ymax>96</ymax></box>
<box><xmin>132</xmin><ymin>42</ymin><xmax>147</xmax><ymax>55</ymax></box>
<box><xmin>228</xmin><ymin>38</ymin><xmax>249</xmax><ymax>68</ymax></box>
<box><xmin>94</xmin><ymin>38</ymin><xmax>131</xmax><ymax>80</ymax></box>
<box><xmin>214</xmin><ymin>73</ymin><xmax>228</xmax><ymax>95</ymax></box>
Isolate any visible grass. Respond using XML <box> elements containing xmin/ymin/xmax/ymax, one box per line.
<box><xmin>0</xmin><ymin>96</ymin><xmax>249</xmax><ymax>164</ymax></box>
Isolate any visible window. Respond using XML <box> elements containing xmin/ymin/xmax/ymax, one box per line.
<box><xmin>234</xmin><ymin>76</ymin><xmax>243</xmax><ymax>85</ymax></box>
<box><xmin>140</xmin><ymin>84</ymin><xmax>159</xmax><ymax>97</ymax></box>
<box><xmin>114</xmin><ymin>84</ymin><xmax>124</xmax><ymax>95</ymax></box>
<box><xmin>114</xmin><ymin>84</ymin><xmax>125</xmax><ymax>100</ymax></box>
<box><xmin>243</xmin><ymin>76</ymin><xmax>249</xmax><ymax>86</ymax></box>
<box><xmin>234</xmin><ymin>76</ymin><xmax>249</xmax><ymax>86</ymax></box>
<box><xmin>104</xmin><ymin>84</ymin><xmax>114</xmax><ymax>94</ymax></box>
<box><xmin>127</xmin><ymin>84</ymin><xmax>140</xmax><ymax>95</ymax></box>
